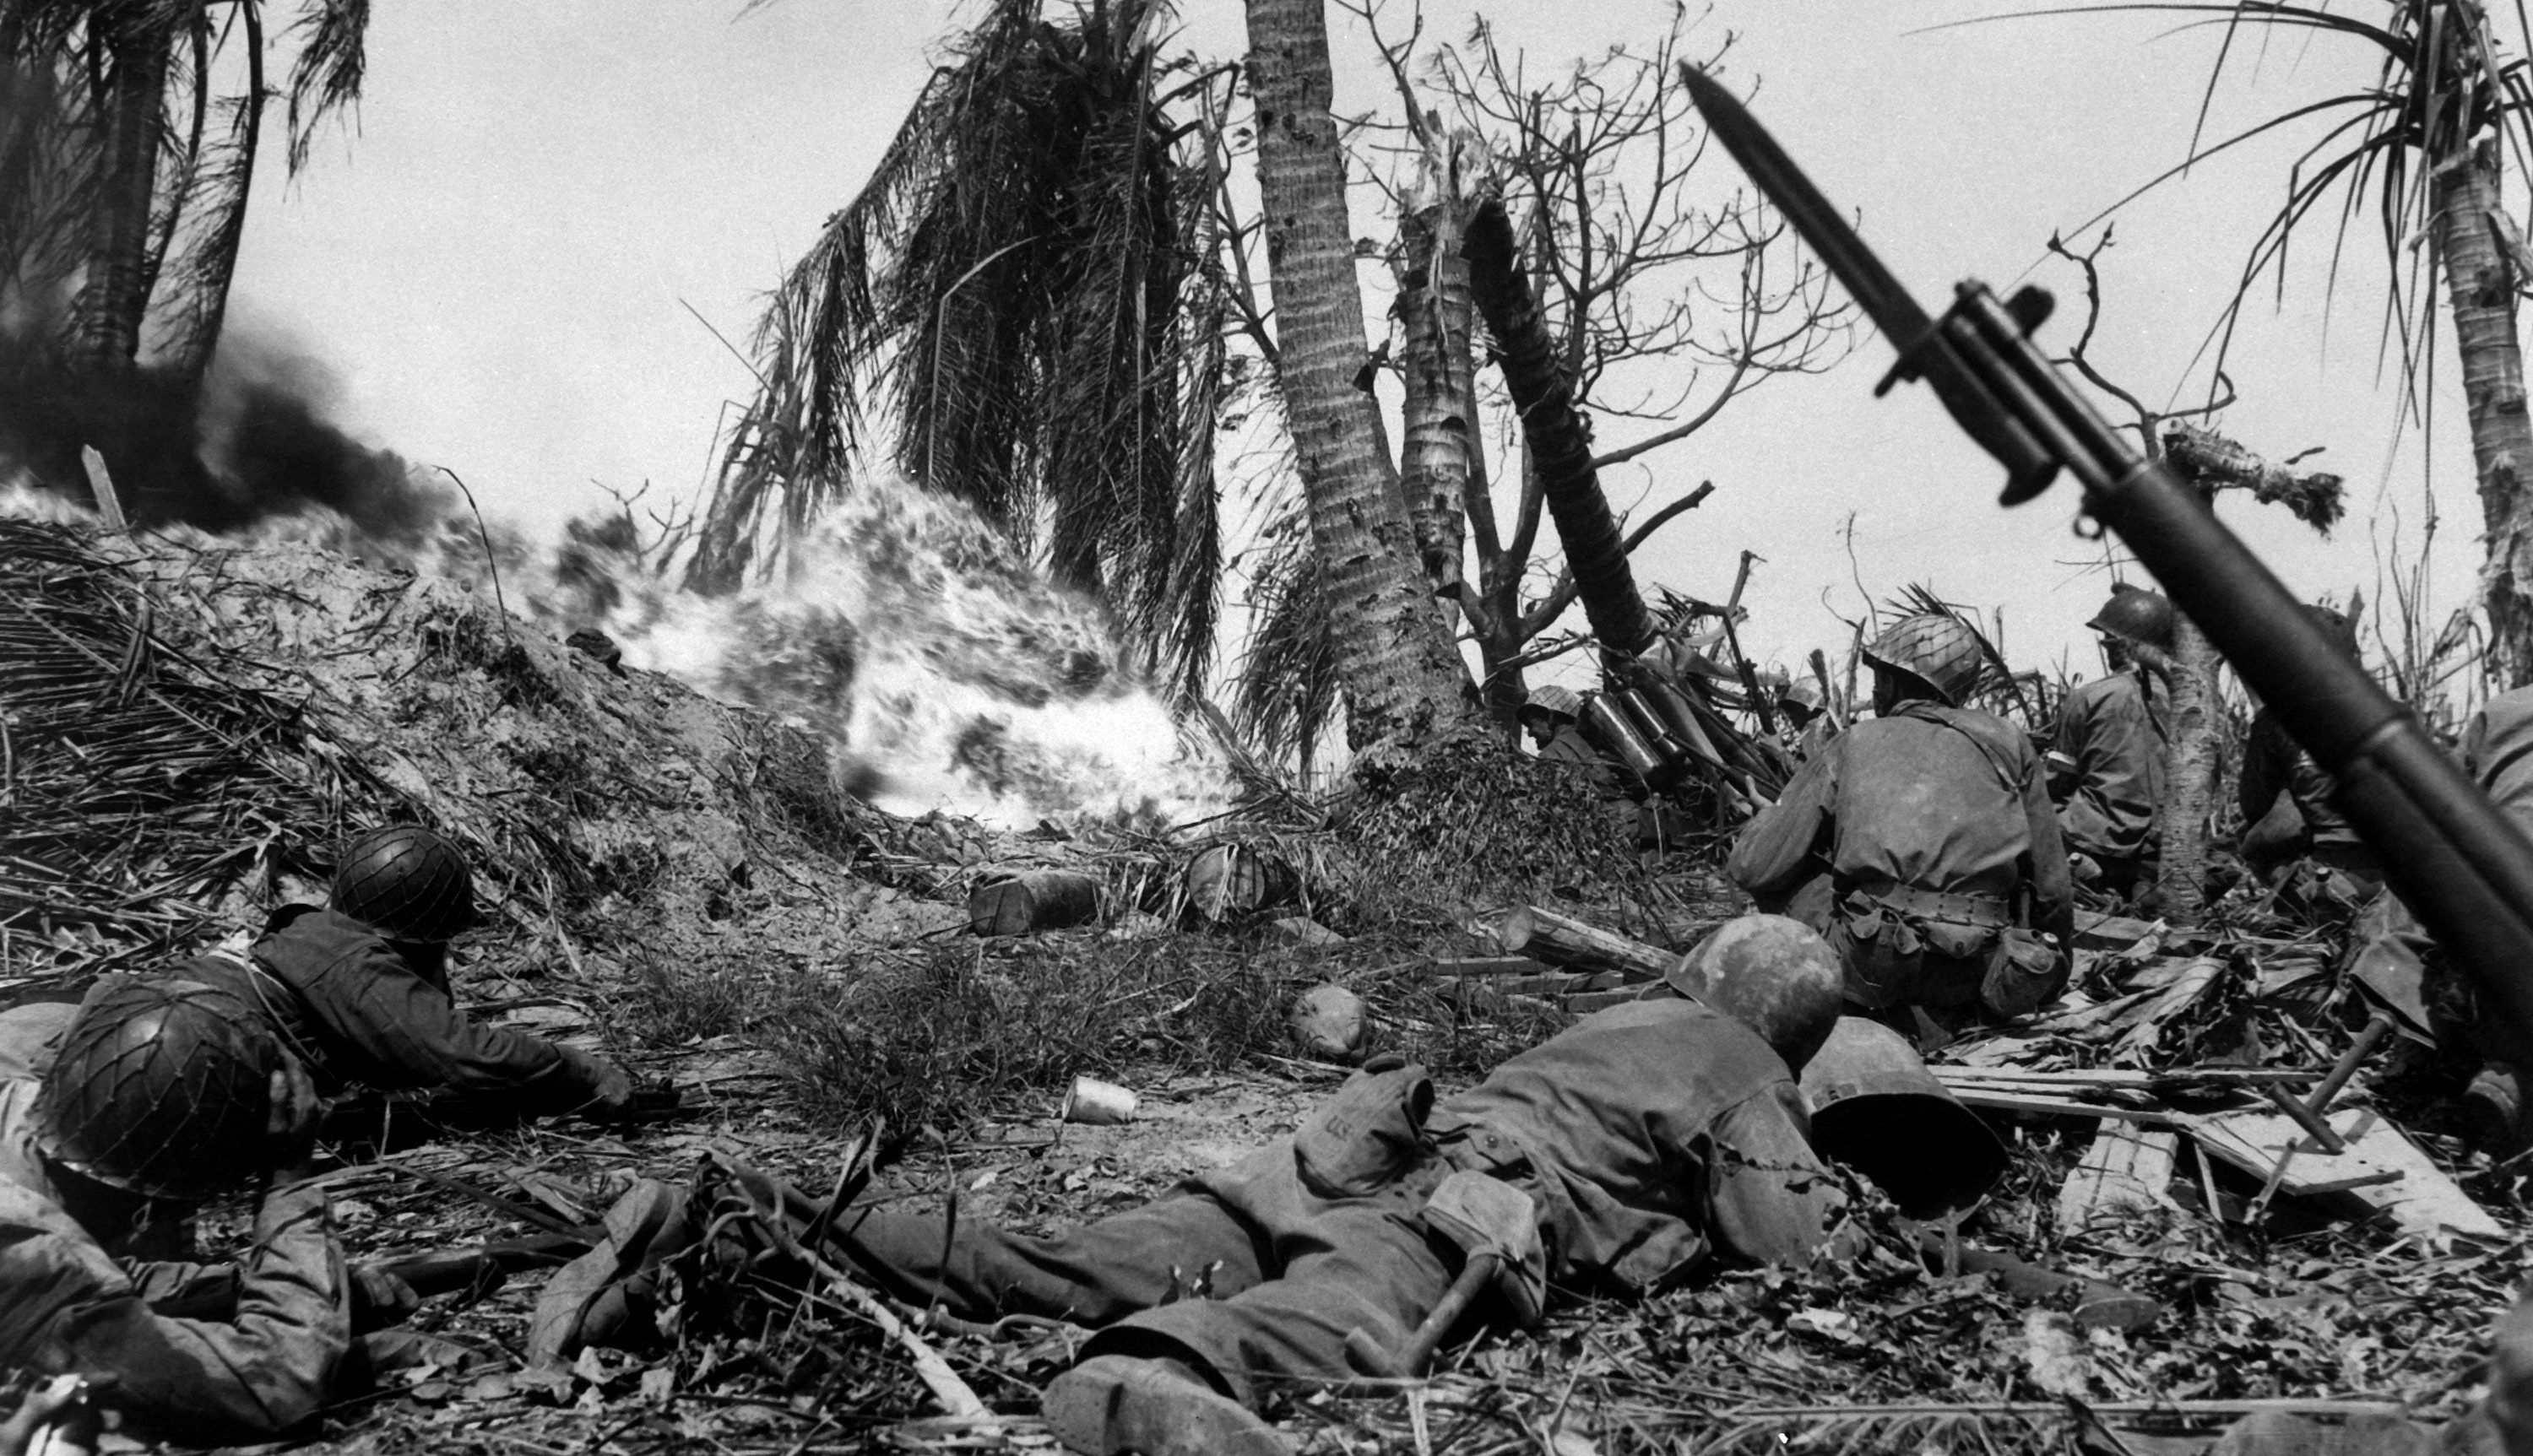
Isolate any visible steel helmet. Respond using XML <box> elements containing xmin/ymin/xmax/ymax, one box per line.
<box><xmin>1666</xmin><ymin>915</ymin><xmax>1845</xmax><ymax>1071</ymax></box>
<box><xmin>1782</xmin><ymin>680</ymin><xmax>1825</xmax><ymax>717</ymax></box>
<box><xmin>1862</xmin><ymin>614</ymin><xmax>1985</xmax><ymax>706</ymax></box>
<box><xmin>1520</xmin><ymin>685</ymin><xmax>1583</xmax><ymax>722</ymax></box>
<box><xmin>333</xmin><ymin>825</ymin><xmax>475</xmax><ymax>942</ymax></box>
<box><xmin>2303</xmin><ymin>603</ymin><xmax>2361</xmax><ymax>662</ymax></box>
<box><xmin>33</xmin><ymin>975</ymin><xmax>290</xmax><ymax>1203</ymax></box>
<box><xmin>1798</xmin><ymin>1017</ymin><xmax>2007</xmax><ymax>1220</ymax></box>
<box><xmin>2086</xmin><ymin>584</ymin><xmax>2176</xmax><ymax>652</ymax></box>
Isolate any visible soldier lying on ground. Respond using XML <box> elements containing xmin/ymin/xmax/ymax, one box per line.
<box><xmin>1728</xmin><ymin>613</ymin><xmax>2075</xmax><ymax>1028</ymax></box>
<box><xmin>547</xmin><ymin>916</ymin><xmax>1861</xmax><ymax>1456</ymax></box>
<box><xmin>2050</xmin><ymin>585</ymin><xmax>2171</xmax><ymax>905</ymax></box>
<box><xmin>0</xmin><ymin>975</ymin><xmax>409</xmax><ymax>1441</ymax></box>
<box><xmin>178</xmin><ymin>825</ymin><xmax>633</xmax><ymax>1118</ymax></box>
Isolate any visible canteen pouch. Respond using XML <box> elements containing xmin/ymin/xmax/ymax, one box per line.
<box><xmin>1981</xmin><ymin>928</ymin><xmax>2066</xmax><ymax>1018</ymax></box>
<box><xmin>1294</xmin><ymin>1058</ymin><xmax>1435</xmax><ymax>1199</ymax></box>
<box><xmin>1831</xmin><ymin>897</ymin><xmax>1924</xmax><ymax>1009</ymax></box>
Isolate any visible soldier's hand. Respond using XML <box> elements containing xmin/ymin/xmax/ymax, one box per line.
<box><xmin>0</xmin><ymin>1376</ymin><xmax>91</xmax><ymax>1456</ymax></box>
<box><xmin>562</xmin><ymin>1047</ymin><xmax>636</xmax><ymax>1119</ymax></box>
<box><xmin>350</xmin><ymin>1264</ymin><xmax>421</xmax><ymax>1333</ymax></box>
<box><xmin>264</xmin><ymin>1059</ymin><xmax>323</xmax><ymax>1177</ymax></box>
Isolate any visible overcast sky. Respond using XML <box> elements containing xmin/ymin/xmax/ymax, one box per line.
<box><xmin>226</xmin><ymin>1</ymin><xmax>2477</xmax><ymax>701</ymax></box>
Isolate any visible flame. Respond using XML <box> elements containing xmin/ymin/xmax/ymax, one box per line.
<box><xmin>4</xmin><ymin>468</ymin><xmax>1229</xmax><ymax>829</ymax></box>
<box><xmin>592</xmin><ymin>479</ymin><xmax>1229</xmax><ymax>826</ymax></box>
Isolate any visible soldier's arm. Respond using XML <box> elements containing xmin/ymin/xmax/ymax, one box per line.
<box><xmin>21</xmin><ymin>1183</ymin><xmax>349</xmax><ymax>1441</ymax></box>
<box><xmin>2017</xmin><ymin>747</ymin><xmax>2078</xmax><ymax>950</ymax></box>
<box><xmin>1703</xmin><ymin>1085</ymin><xmax>1853</xmax><ymax>1267</ymax></box>
<box><xmin>307</xmin><ymin>945</ymin><xmax>621</xmax><ymax>1112</ymax></box>
<box><xmin>1727</xmin><ymin>747</ymin><xmax>1840</xmax><ymax>898</ymax></box>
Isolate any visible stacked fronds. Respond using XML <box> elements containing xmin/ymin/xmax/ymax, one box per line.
<box><xmin>0</xmin><ymin>517</ymin><xmax>420</xmax><ymax>981</ymax></box>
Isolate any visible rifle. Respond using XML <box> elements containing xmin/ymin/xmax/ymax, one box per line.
<box><xmin>318</xmin><ymin>1081</ymin><xmax>691</xmax><ymax>1148</ymax></box>
<box><xmin>1682</xmin><ymin>68</ymin><xmax>2533</xmax><ymax>1059</ymax></box>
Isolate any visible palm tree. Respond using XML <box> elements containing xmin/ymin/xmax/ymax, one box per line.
<box><xmin>2048</xmin><ymin>2</ymin><xmax>2533</xmax><ymax>685</ymax></box>
<box><xmin>689</xmin><ymin>0</ymin><xmax>1233</xmax><ymax>701</ymax></box>
<box><xmin>1239</xmin><ymin>0</ymin><xmax>1476</xmax><ymax>756</ymax></box>
<box><xmin>0</xmin><ymin>1</ymin><xmax>371</xmax><ymax>385</ymax></box>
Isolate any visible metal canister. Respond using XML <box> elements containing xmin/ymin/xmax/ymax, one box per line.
<box><xmin>1635</xmin><ymin>677</ymin><xmax>1727</xmax><ymax>769</ymax></box>
<box><xmin>1579</xmin><ymin>693</ymin><xmax>1675</xmax><ymax>789</ymax></box>
<box><xmin>1598</xmin><ymin>691</ymin><xmax>1692</xmax><ymax>792</ymax></box>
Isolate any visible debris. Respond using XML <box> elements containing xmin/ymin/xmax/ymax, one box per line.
<box><xmin>968</xmin><ymin>868</ymin><xmax>1103</xmax><ymax>936</ymax></box>
<box><xmin>1270</xmin><ymin>916</ymin><xmax>1344</xmax><ymax>947</ymax></box>
<box><xmin>2057</xmin><ymin>1125</ymin><xmax>2180</xmax><ymax>1231</ymax></box>
<box><xmin>79</xmin><ymin>447</ymin><xmax>126</xmax><ymax>533</ymax></box>
<box><xmin>1288</xmin><ymin>984</ymin><xmax>1372</xmax><ymax>1064</ymax></box>
<box><xmin>1497</xmin><ymin>903</ymin><xmax>1679</xmax><ymax>981</ymax></box>
<box><xmin>2020</xmin><ymin>1310</ymin><xmax>2091</xmax><ymax>1398</ymax></box>
<box><xmin>1922</xmin><ymin>1235</ymin><xmax>2164</xmax><ymax>1333</ymax></box>
<box><xmin>1060</xmin><ymin>1075</ymin><xmax>1138</xmax><ymax>1125</ymax></box>
<box><xmin>1184</xmin><ymin>843</ymin><xmax>1299</xmax><ymax>923</ymax></box>
<box><xmin>2182</xmin><ymin>1106</ymin><xmax>2505</xmax><ymax>1242</ymax></box>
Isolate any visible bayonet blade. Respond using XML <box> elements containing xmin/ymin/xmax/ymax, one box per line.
<box><xmin>1680</xmin><ymin>67</ymin><xmax>1935</xmax><ymax>356</ymax></box>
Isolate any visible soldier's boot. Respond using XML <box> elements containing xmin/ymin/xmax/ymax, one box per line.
<box><xmin>2465</xmin><ymin>1062</ymin><xmax>2531</xmax><ymax>1156</ymax></box>
<box><xmin>1041</xmin><ymin>1354</ymin><xmax>1288</xmax><ymax>1456</ymax></box>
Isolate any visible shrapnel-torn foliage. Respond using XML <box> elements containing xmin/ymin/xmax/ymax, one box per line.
<box><xmin>690</xmin><ymin>0</ymin><xmax>1233</xmax><ymax>702</ymax></box>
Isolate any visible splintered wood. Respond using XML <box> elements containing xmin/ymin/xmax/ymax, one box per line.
<box><xmin>2056</xmin><ymin>1126</ymin><xmax>2179</xmax><ymax>1231</ymax></box>
<box><xmin>2182</xmin><ymin>1107</ymin><xmax>2505</xmax><ymax>1243</ymax></box>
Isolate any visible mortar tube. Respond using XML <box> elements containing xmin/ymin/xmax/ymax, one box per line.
<box><xmin>1580</xmin><ymin>695</ymin><xmax>1684</xmax><ymax>793</ymax></box>
<box><xmin>1608</xmin><ymin>690</ymin><xmax>1695</xmax><ymax>793</ymax></box>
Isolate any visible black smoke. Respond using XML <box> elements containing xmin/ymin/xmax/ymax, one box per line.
<box><xmin>0</xmin><ymin>326</ymin><xmax>452</xmax><ymax>542</ymax></box>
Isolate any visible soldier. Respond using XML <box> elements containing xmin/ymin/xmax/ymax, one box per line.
<box><xmin>1728</xmin><ymin>614</ymin><xmax>2075</xmax><ymax>1024</ymax></box>
<box><xmin>187</xmin><ymin>825</ymin><xmax>632</xmax><ymax>1117</ymax></box>
<box><xmin>2239</xmin><ymin>605</ymin><xmax>2381</xmax><ymax>901</ymax></box>
<box><xmin>1776</xmin><ymin>679</ymin><xmax>1837</xmax><ymax>762</ymax></box>
<box><xmin>1517</xmin><ymin>686</ymin><xmax>1606</xmax><ymax>777</ymax></box>
<box><xmin>0</xmin><ymin>976</ymin><xmax>369</xmax><ymax>1440</ymax></box>
<box><xmin>558</xmin><ymin>916</ymin><xmax>1855</xmax><ymax>1456</ymax></box>
<box><xmin>2052</xmin><ymin>585</ymin><xmax>2172</xmax><ymax>901</ymax></box>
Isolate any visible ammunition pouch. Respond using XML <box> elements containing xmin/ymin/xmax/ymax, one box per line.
<box><xmin>1293</xmin><ymin>1058</ymin><xmax>1435</xmax><ymax>1199</ymax></box>
<box><xmin>1980</xmin><ymin>927</ymin><xmax>2068</xmax><ymax>1019</ymax></box>
<box><xmin>1831</xmin><ymin>883</ymin><xmax>2013</xmax><ymax>1010</ymax></box>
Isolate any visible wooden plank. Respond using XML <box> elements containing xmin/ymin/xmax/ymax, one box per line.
<box><xmin>1950</xmin><ymin>1089</ymin><xmax>2178</xmax><ymax>1123</ymax></box>
<box><xmin>1499</xmin><ymin>905</ymin><xmax>1678</xmax><ymax>981</ymax></box>
<box><xmin>2180</xmin><ymin>1108</ymin><xmax>2506</xmax><ymax>1242</ymax></box>
<box><xmin>2072</xmin><ymin>911</ymin><xmax>2210</xmax><ymax>953</ymax></box>
<box><xmin>2057</xmin><ymin>1126</ymin><xmax>2178</xmax><ymax>1231</ymax></box>
<box><xmin>1425</xmin><ymin>955</ymin><xmax>1554</xmax><ymax>977</ymax></box>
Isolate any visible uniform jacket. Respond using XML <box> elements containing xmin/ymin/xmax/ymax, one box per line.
<box><xmin>0</xmin><ymin>1080</ymin><xmax>347</xmax><ymax>1438</ymax></box>
<box><xmin>1428</xmin><ymin>997</ymin><xmax>1845</xmax><ymax>1291</ymax></box>
<box><xmin>182</xmin><ymin>907</ymin><xmax>600</xmax><ymax>1110</ymax></box>
<box><xmin>1536</xmin><ymin>724</ymin><xmax>1624</xmax><ymax>795</ymax></box>
<box><xmin>2240</xmin><ymin>710</ymin><xmax>2362</xmax><ymax>849</ymax></box>
<box><xmin>2053</xmin><ymin>670</ymin><xmax>2167</xmax><ymax>865</ymax></box>
<box><xmin>2465</xmin><ymin>686</ymin><xmax>2533</xmax><ymax>825</ymax></box>
<box><xmin>1727</xmin><ymin>700</ymin><xmax>2075</xmax><ymax>944</ymax></box>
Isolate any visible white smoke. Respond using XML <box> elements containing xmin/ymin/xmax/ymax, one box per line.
<box><xmin>597</xmin><ymin>480</ymin><xmax>1228</xmax><ymax>826</ymax></box>
<box><xmin>3</xmin><ymin>473</ymin><xmax>1233</xmax><ymax>830</ymax></box>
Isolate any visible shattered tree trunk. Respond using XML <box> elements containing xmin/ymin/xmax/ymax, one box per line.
<box><xmin>1244</xmin><ymin>0</ymin><xmax>1475</xmax><ymax>755</ymax></box>
<box><xmin>2157</xmin><ymin>425</ymin><xmax>2346</xmax><ymax>923</ymax></box>
<box><xmin>68</xmin><ymin>14</ymin><xmax>173</xmax><ymax>377</ymax></box>
<box><xmin>2433</xmin><ymin>141</ymin><xmax>2533</xmax><ymax>691</ymax></box>
<box><xmin>1462</xmin><ymin>198</ymin><xmax>1658</xmax><ymax>663</ymax></box>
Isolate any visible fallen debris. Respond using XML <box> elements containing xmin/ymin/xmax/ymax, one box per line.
<box><xmin>968</xmin><ymin>869</ymin><xmax>1104</xmax><ymax>936</ymax></box>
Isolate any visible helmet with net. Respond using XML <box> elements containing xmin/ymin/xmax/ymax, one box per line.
<box><xmin>1799</xmin><ymin>1016</ymin><xmax>2007</xmax><ymax>1220</ymax></box>
<box><xmin>1520</xmin><ymin>685</ymin><xmax>1584</xmax><ymax>723</ymax></box>
<box><xmin>32</xmin><ymin>974</ymin><xmax>289</xmax><ymax>1203</ymax></box>
<box><xmin>1665</xmin><ymin>914</ymin><xmax>1845</xmax><ymax>1071</ymax></box>
<box><xmin>333</xmin><ymin>825</ymin><xmax>475</xmax><ymax>943</ymax></box>
<box><xmin>1861</xmin><ymin>613</ymin><xmax>1984</xmax><ymax>706</ymax></box>
<box><xmin>1782</xmin><ymin>679</ymin><xmax>1825</xmax><ymax>717</ymax></box>
<box><xmin>2086</xmin><ymin>584</ymin><xmax>2176</xmax><ymax>653</ymax></box>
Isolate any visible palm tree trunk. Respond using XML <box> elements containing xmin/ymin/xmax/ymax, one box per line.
<box><xmin>1462</xmin><ymin>198</ymin><xmax>1657</xmax><ymax>661</ymax></box>
<box><xmin>1397</xmin><ymin>205</ymin><xmax>1473</xmax><ymax>607</ymax></box>
<box><xmin>68</xmin><ymin>14</ymin><xmax>171</xmax><ymax>376</ymax></box>
<box><xmin>2155</xmin><ymin>612</ymin><xmax>2221</xmax><ymax>923</ymax></box>
<box><xmin>1244</xmin><ymin>0</ymin><xmax>1473</xmax><ymax>755</ymax></box>
<box><xmin>2434</xmin><ymin>143</ymin><xmax>2533</xmax><ymax>690</ymax></box>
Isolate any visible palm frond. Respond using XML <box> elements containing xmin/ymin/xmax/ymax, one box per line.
<box><xmin>284</xmin><ymin>0</ymin><xmax>367</xmax><ymax>174</ymax></box>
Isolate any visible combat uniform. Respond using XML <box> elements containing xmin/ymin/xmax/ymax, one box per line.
<box><xmin>820</xmin><ymin>998</ymin><xmax>1842</xmax><ymax>1404</ymax></box>
<box><xmin>182</xmin><ymin>907</ymin><xmax>611</xmax><ymax>1110</ymax></box>
<box><xmin>2240</xmin><ymin>709</ymin><xmax>2383</xmax><ymax>897</ymax></box>
<box><xmin>1728</xmin><ymin>699</ymin><xmax>2075</xmax><ymax>1016</ymax></box>
<box><xmin>2053</xmin><ymin>669</ymin><xmax>2167</xmax><ymax>891</ymax></box>
<box><xmin>0</xmin><ymin>1079</ymin><xmax>348</xmax><ymax>1439</ymax></box>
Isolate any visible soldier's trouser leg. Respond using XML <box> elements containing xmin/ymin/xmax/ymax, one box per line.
<box><xmin>1082</xmin><ymin>1145</ymin><xmax>1457</xmax><ymax>1406</ymax></box>
<box><xmin>826</xmin><ymin>1189</ymin><xmax>1266</xmax><ymax>1325</ymax></box>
